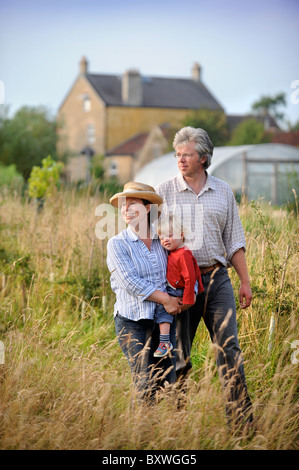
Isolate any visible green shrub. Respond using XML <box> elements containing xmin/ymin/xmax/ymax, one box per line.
<box><xmin>0</xmin><ymin>163</ymin><xmax>24</xmax><ymax>193</ymax></box>
<box><xmin>28</xmin><ymin>155</ymin><xmax>64</xmax><ymax>199</ymax></box>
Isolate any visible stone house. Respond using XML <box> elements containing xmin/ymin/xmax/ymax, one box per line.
<box><xmin>57</xmin><ymin>57</ymin><xmax>224</xmax><ymax>183</ymax></box>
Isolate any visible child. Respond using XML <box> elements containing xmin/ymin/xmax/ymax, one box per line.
<box><xmin>153</xmin><ymin>214</ymin><xmax>204</xmax><ymax>358</ymax></box>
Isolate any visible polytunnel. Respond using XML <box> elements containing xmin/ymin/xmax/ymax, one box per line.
<box><xmin>135</xmin><ymin>143</ymin><xmax>299</xmax><ymax>205</ymax></box>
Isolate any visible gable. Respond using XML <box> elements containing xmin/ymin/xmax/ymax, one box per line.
<box><xmin>58</xmin><ymin>74</ymin><xmax>105</xmax><ymax>113</ymax></box>
<box><xmin>106</xmin><ymin>132</ymin><xmax>149</xmax><ymax>156</ymax></box>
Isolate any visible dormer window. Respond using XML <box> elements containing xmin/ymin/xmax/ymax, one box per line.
<box><xmin>83</xmin><ymin>93</ymin><xmax>91</xmax><ymax>112</ymax></box>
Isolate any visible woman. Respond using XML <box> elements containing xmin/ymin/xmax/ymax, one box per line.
<box><xmin>106</xmin><ymin>182</ymin><xmax>181</xmax><ymax>401</ymax></box>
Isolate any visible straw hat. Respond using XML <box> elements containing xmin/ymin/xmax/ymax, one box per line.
<box><xmin>109</xmin><ymin>182</ymin><xmax>163</xmax><ymax>208</ymax></box>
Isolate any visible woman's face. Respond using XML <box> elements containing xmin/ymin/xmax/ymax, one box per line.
<box><xmin>120</xmin><ymin>197</ymin><xmax>150</xmax><ymax>233</ymax></box>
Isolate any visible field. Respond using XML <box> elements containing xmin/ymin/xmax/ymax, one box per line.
<box><xmin>0</xmin><ymin>188</ymin><xmax>298</xmax><ymax>450</ymax></box>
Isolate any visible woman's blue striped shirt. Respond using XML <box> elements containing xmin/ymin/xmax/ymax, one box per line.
<box><xmin>106</xmin><ymin>227</ymin><xmax>168</xmax><ymax>320</ymax></box>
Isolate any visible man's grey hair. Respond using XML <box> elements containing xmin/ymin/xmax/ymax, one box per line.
<box><xmin>173</xmin><ymin>126</ymin><xmax>214</xmax><ymax>169</ymax></box>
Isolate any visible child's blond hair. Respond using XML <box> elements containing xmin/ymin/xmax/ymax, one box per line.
<box><xmin>157</xmin><ymin>213</ymin><xmax>185</xmax><ymax>241</ymax></box>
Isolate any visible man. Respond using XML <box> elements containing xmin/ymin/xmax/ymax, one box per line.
<box><xmin>155</xmin><ymin>126</ymin><xmax>253</xmax><ymax>425</ymax></box>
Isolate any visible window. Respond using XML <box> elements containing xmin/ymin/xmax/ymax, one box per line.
<box><xmin>109</xmin><ymin>161</ymin><xmax>118</xmax><ymax>177</ymax></box>
<box><xmin>87</xmin><ymin>123</ymin><xmax>95</xmax><ymax>144</ymax></box>
<box><xmin>83</xmin><ymin>94</ymin><xmax>91</xmax><ymax>112</ymax></box>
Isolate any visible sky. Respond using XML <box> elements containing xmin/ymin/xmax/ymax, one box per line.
<box><xmin>1</xmin><ymin>0</ymin><xmax>299</xmax><ymax>127</ymax></box>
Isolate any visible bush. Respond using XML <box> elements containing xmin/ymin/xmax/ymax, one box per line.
<box><xmin>28</xmin><ymin>155</ymin><xmax>64</xmax><ymax>199</ymax></box>
<box><xmin>0</xmin><ymin>163</ymin><xmax>24</xmax><ymax>194</ymax></box>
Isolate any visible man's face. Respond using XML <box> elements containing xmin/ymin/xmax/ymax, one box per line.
<box><xmin>175</xmin><ymin>142</ymin><xmax>206</xmax><ymax>178</ymax></box>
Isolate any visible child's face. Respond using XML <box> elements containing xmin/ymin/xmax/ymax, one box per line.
<box><xmin>159</xmin><ymin>232</ymin><xmax>183</xmax><ymax>251</ymax></box>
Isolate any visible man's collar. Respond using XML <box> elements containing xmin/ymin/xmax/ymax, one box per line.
<box><xmin>177</xmin><ymin>172</ymin><xmax>189</xmax><ymax>192</ymax></box>
<box><xmin>205</xmin><ymin>173</ymin><xmax>217</xmax><ymax>190</ymax></box>
<box><xmin>177</xmin><ymin>171</ymin><xmax>216</xmax><ymax>193</ymax></box>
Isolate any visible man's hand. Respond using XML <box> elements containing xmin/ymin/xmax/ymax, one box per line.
<box><xmin>176</xmin><ymin>297</ymin><xmax>195</xmax><ymax>313</ymax></box>
<box><xmin>231</xmin><ymin>249</ymin><xmax>252</xmax><ymax>309</ymax></box>
<box><xmin>239</xmin><ymin>281</ymin><xmax>252</xmax><ymax>309</ymax></box>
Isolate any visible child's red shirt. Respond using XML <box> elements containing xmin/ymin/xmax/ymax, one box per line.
<box><xmin>166</xmin><ymin>246</ymin><xmax>204</xmax><ymax>304</ymax></box>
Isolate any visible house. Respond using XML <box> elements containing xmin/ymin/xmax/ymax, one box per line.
<box><xmin>57</xmin><ymin>57</ymin><xmax>224</xmax><ymax>182</ymax></box>
<box><xmin>105</xmin><ymin>123</ymin><xmax>174</xmax><ymax>183</ymax></box>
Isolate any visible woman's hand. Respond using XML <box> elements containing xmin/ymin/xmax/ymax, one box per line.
<box><xmin>147</xmin><ymin>290</ymin><xmax>182</xmax><ymax>315</ymax></box>
<box><xmin>162</xmin><ymin>295</ymin><xmax>182</xmax><ymax>315</ymax></box>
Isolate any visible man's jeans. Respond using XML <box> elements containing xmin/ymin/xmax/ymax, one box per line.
<box><xmin>175</xmin><ymin>266</ymin><xmax>253</xmax><ymax>423</ymax></box>
<box><xmin>114</xmin><ymin>314</ymin><xmax>176</xmax><ymax>401</ymax></box>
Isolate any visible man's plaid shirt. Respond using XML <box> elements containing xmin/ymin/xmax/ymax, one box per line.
<box><xmin>155</xmin><ymin>172</ymin><xmax>246</xmax><ymax>268</ymax></box>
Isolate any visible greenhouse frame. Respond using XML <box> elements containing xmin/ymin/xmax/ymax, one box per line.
<box><xmin>135</xmin><ymin>143</ymin><xmax>299</xmax><ymax>205</ymax></box>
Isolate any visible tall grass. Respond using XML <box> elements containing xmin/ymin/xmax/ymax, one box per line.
<box><xmin>0</xmin><ymin>190</ymin><xmax>298</xmax><ymax>450</ymax></box>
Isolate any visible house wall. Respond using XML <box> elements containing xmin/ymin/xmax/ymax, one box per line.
<box><xmin>104</xmin><ymin>155</ymin><xmax>134</xmax><ymax>184</ymax></box>
<box><xmin>133</xmin><ymin>126</ymin><xmax>169</xmax><ymax>174</ymax></box>
<box><xmin>57</xmin><ymin>75</ymin><xmax>106</xmax><ymax>156</ymax></box>
<box><xmin>106</xmin><ymin>106</ymin><xmax>191</xmax><ymax>150</ymax></box>
<box><xmin>65</xmin><ymin>155</ymin><xmax>91</xmax><ymax>183</ymax></box>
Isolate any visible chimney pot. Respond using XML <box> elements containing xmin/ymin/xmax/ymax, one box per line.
<box><xmin>122</xmin><ymin>69</ymin><xmax>142</xmax><ymax>106</ymax></box>
<box><xmin>192</xmin><ymin>62</ymin><xmax>201</xmax><ymax>82</ymax></box>
<box><xmin>80</xmin><ymin>56</ymin><xmax>88</xmax><ymax>75</ymax></box>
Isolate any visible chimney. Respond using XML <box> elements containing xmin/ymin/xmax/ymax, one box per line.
<box><xmin>192</xmin><ymin>62</ymin><xmax>201</xmax><ymax>82</ymax></box>
<box><xmin>122</xmin><ymin>69</ymin><xmax>142</xmax><ymax>106</ymax></box>
<box><xmin>80</xmin><ymin>56</ymin><xmax>88</xmax><ymax>75</ymax></box>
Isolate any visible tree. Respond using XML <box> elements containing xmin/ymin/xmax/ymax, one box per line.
<box><xmin>28</xmin><ymin>155</ymin><xmax>64</xmax><ymax>200</ymax></box>
<box><xmin>287</xmin><ymin>119</ymin><xmax>299</xmax><ymax>131</ymax></box>
<box><xmin>181</xmin><ymin>109</ymin><xmax>229</xmax><ymax>146</ymax></box>
<box><xmin>229</xmin><ymin>119</ymin><xmax>271</xmax><ymax>145</ymax></box>
<box><xmin>252</xmin><ymin>92</ymin><xmax>286</xmax><ymax>125</ymax></box>
<box><xmin>0</xmin><ymin>106</ymin><xmax>59</xmax><ymax>179</ymax></box>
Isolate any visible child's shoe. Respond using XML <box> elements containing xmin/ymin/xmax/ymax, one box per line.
<box><xmin>153</xmin><ymin>341</ymin><xmax>173</xmax><ymax>358</ymax></box>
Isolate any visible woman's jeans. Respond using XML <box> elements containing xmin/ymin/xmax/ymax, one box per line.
<box><xmin>114</xmin><ymin>313</ymin><xmax>176</xmax><ymax>401</ymax></box>
<box><xmin>175</xmin><ymin>267</ymin><xmax>253</xmax><ymax>423</ymax></box>
<box><xmin>154</xmin><ymin>286</ymin><xmax>184</xmax><ymax>325</ymax></box>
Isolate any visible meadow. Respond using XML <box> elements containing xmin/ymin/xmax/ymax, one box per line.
<box><xmin>0</xmin><ymin>188</ymin><xmax>298</xmax><ymax>450</ymax></box>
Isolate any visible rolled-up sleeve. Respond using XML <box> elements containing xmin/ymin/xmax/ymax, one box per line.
<box><xmin>222</xmin><ymin>189</ymin><xmax>246</xmax><ymax>262</ymax></box>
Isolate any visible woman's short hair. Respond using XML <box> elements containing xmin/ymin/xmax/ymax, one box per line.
<box><xmin>173</xmin><ymin>126</ymin><xmax>214</xmax><ymax>169</ymax></box>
